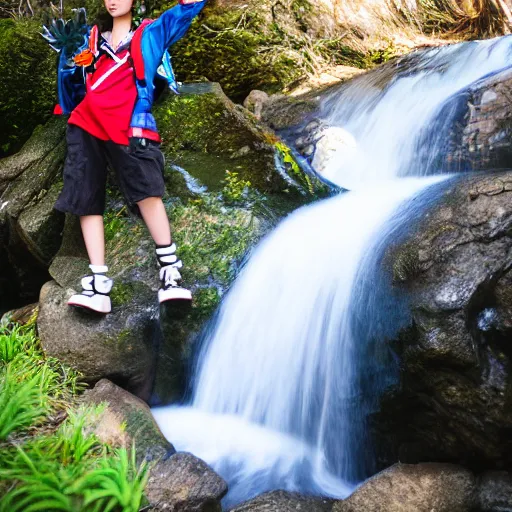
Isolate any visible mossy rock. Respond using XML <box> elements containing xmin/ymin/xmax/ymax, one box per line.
<box><xmin>0</xmin><ymin>18</ymin><xmax>56</xmax><ymax>158</ymax></box>
<box><xmin>38</xmin><ymin>280</ymin><xmax>159</xmax><ymax>400</ymax></box>
<box><xmin>170</xmin><ymin>3</ymin><xmax>304</xmax><ymax>102</ymax></box>
<box><xmin>155</xmin><ymin>82</ymin><xmax>330</xmax><ymax>202</ymax></box>
<box><xmin>0</xmin><ymin>116</ymin><xmax>67</xmax><ymax>307</ymax></box>
<box><xmin>83</xmin><ymin>379</ymin><xmax>175</xmax><ymax>464</ymax></box>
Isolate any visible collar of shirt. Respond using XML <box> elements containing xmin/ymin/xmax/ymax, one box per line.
<box><xmin>101</xmin><ymin>30</ymin><xmax>134</xmax><ymax>54</ymax></box>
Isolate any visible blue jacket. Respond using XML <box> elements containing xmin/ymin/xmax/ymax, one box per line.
<box><xmin>51</xmin><ymin>0</ymin><xmax>206</xmax><ymax>139</ymax></box>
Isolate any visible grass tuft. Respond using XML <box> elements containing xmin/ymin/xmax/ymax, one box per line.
<box><xmin>0</xmin><ymin>321</ymin><xmax>150</xmax><ymax>511</ymax></box>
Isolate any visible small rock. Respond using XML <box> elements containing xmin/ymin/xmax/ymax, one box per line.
<box><xmin>477</xmin><ymin>471</ymin><xmax>512</xmax><ymax>511</ymax></box>
<box><xmin>243</xmin><ymin>90</ymin><xmax>270</xmax><ymax>120</ymax></box>
<box><xmin>146</xmin><ymin>452</ymin><xmax>227</xmax><ymax>511</ymax></box>
<box><xmin>82</xmin><ymin>379</ymin><xmax>174</xmax><ymax>463</ymax></box>
<box><xmin>230</xmin><ymin>490</ymin><xmax>334</xmax><ymax>512</ymax></box>
<box><xmin>0</xmin><ymin>302</ymin><xmax>38</xmax><ymax>326</ymax></box>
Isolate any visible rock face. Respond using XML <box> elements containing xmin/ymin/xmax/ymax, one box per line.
<box><xmin>377</xmin><ymin>172</ymin><xmax>512</xmax><ymax>472</ymax></box>
<box><xmin>333</xmin><ymin>463</ymin><xmax>475</xmax><ymax>512</ymax></box>
<box><xmin>0</xmin><ymin>117</ymin><xmax>67</xmax><ymax>306</ymax></box>
<box><xmin>230</xmin><ymin>490</ymin><xmax>334</xmax><ymax>512</ymax></box>
<box><xmin>444</xmin><ymin>68</ymin><xmax>512</xmax><ymax>171</ymax></box>
<box><xmin>38</xmin><ymin>281</ymin><xmax>159</xmax><ymax>399</ymax></box>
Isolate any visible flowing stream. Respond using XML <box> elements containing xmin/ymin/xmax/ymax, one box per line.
<box><xmin>153</xmin><ymin>36</ymin><xmax>512</xmax><ymax>508</ymax></box>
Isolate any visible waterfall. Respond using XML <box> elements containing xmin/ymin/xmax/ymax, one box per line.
<box><xmin>153</xmin><ymin>36</ymin><xmax>512</xmax><ymax>508</ymax></box>
<box><xmin>318</xmin><ymin>36</ymin><xmax>512</xmax><ymax>189</ymax></box>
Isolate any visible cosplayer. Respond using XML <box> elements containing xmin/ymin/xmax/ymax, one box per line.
<box><xmin>42</xmin><ymin>0</ymin><xmax>206</xmax><ymax>314</ymax></box>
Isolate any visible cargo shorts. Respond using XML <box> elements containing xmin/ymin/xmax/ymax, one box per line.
<box><xmin>55</xmin><ymin>124</ymin><xmax>166</xmax><ymax>217</ymax></box>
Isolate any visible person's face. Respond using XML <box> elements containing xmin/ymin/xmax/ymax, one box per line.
<box><xmin>104</xmin><ymin>0</ymin><xmax>133</xmax><ymax>17</ymax></box>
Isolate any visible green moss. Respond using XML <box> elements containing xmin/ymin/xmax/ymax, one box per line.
<box><xmin>192</xmin><ymin>287</ymin><xmax>221</xmax><ymax>321</ymax></box>
<box><xmin>166</xmin><ymin>195</ymin><xmax>259</xmax><ymax>287</ymax></box>
<box><xmin>0</xmin><ymin>19</ymin><xmax>56</xmax><ymax>157</ymax></box>
<box><xmin>392</xmin><ymin>242</ymin><xmax>422</xmax><ymax>283</ymax></box>
<box><xmin>110</xmin><ymin>281</ymin><xmax>150</xmax><ymax>308</ymax></box>
<box><xmin>171</xmin><ymin>6</ymin><xmax>303</xmax><ymax>102</ymax></box>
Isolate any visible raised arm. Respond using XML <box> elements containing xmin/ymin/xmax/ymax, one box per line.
<box><xmin>144</xmin><ymin>0</ymin><xmax>206</xmax><ymax>53</ymax></box>
<box><xmin>129</xmin><ymin>0</ymin><xmax>206</xmax><ymax>142</ymax></box>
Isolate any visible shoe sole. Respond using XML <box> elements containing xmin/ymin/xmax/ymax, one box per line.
<box><xmin>159</xmin><ymin>295</ymin><xmax>192</xmax><ymax>319</ymax></box>
<box><xmin>68</xmin><ymin>295</ymin><xmax>111</xmax><ymax>314</ymax></box>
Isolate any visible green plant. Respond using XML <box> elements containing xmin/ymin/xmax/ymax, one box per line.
<box><xmin>0</xmin><ymin>324</ymin><xmax>38</xmax><ymax>363</ymax></box>
<box><xmin>221</xmin><ymin>170</ymin><xmax>251</xmax><ymax>204</ymax></box>
<box><xmin>71</xmin><ymin>448</ymin><xmax>149</xmax><ymax>512</ymax></box>
<box><xmin>0</xmin><ymin>406</ymin><xmax>149</xmax><ymax>512</ymax></box>
<box><xmin>275</xmin><ymin>141</ymin><xmax>314</xmax><ymax>195</ymax></box>
<box><xmin>0</xmin><ymin>359</ymin><xmax>49</xmax><ymax>440</ymax></box>
<box><xmin>0</xmin><ymin>322</ymin><xmax>81</xmax><ymax>440</ymax></box>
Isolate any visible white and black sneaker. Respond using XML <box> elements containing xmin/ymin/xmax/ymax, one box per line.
<box><xmin>68</xmin><ymin>264</ymin><xmax>113</xmax><ymax>314</ymax></box>
<box><xmin>156</xmin><ymin>243</ymin><xmax>192</xmax><ymax>305</ymax></box>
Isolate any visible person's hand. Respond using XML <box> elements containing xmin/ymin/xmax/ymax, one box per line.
<box><xmin>129</xmin><ymin>137</ymin><xmax>148</xmax><ymax>153</ymax></box>
<box><xmin>179</xmin><ymin>0</ymin><xmax>204</xmax><ymax>4</ymax></box>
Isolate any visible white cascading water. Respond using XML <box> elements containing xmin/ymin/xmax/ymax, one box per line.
<box><xmin>153</xmin><ymin>36</ymin><xmax>512</xmax><ymax>508</ymax></box>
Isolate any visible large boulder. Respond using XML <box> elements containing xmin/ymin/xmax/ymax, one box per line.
<box><xmin>154</xmin><ymin>82</ymin><xmax>329</xmax><ymax>200</ymax></box>
<box><xmin>0</xmin><ymin>117</ymin><xmax>67</xmax><ymax>306</ymax></box>
<box><xmin>375</xmin><ymin>172</ymin><xmax>512</xmax><ymax>471</ymax></box>
<box><xmin>37</xmin><ymin>280</ymin><xmax>159</xmax><ymax>400</ymax></box>
<box><xmin>332</xmin><ymin>463</ymin><xmax>475</xmax><ymax>512</ymax></box>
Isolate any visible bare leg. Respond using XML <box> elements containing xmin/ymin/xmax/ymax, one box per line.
<box><xmin>80</xmin><ymin>215</ymin><xmax>105</xmax><ymax>266</ymax></box>
<box><xmin>137</xmin><ymin>197</ymin><xmax>172</xmax><ymax>246</ymax></box>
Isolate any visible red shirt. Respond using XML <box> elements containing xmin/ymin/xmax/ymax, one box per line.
<box><xmin>69</xmin><ymin>47</ymin><xmax>137</xmax><ymax>146</ymax></box>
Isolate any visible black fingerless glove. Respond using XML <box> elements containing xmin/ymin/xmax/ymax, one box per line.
<box><xmin>129</xmin><ymin>137</ymin><xmax>148</xmax><ymax>153</ymax></box>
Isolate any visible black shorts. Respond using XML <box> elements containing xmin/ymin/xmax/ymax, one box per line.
<box><xmin>55</xmin><ymin>124</ymin><xmax>166</xmax><ymax>217</ymax></box>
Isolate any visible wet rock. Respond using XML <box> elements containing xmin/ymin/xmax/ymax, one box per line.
<box><xmin>0</xmin><ymin>117</ymin><xmax>67</xmax><ymax>306</ymax></box>
<box><xmin>378</xmin><ymin>172</ymin><xmax>512</xmax><ymax>472</ymax></box>
<box><xmin>444</xmin><ymin>68</ymin><xmax>512</xmax><ymax>170</ymax></box>
<box><xmin>261</xmin><ymin>94</ymin><xmax>320</xmax><ymax>131</ymax></box>
<box><xmin>37</xmin><ymin>280</ymin><xmax>159</xmax><ymax>400</ymax></box>
<box><xmin>145</xmin><ymin>452</ymin><xmax>227</xmax><ymax>511</ymax></box>
<box><xmin>154</xmin><ymin>82</ymin><xmax>322</xmax><ymax>198</ymax></box>
<box><xmin>333</xmin><ymin>463</ymin><xmax>475</xmax><ymax>512</ymax></box>
<box><xmin>476</xmin><ymin>471</ymin><xmax>512</xmax><ymax>511</ymax></box>
<box><xmin>82</xmin><ymin>379</ymin><xmax>175</xmax><ymax>463</ymax></box>
<box><xmin>82</xmin><ymin>379</ymin><xmax>226</xmax><ymax>511</ymax></box>
<box><xmin>230</xmin><ymin>490</ymin><xmax>334</xmax><ymax>512</ymax></box>
<box><xmin>243</xmin><ymin>90</ymin><xmax>270</xmax><ymax>120</ymax></box>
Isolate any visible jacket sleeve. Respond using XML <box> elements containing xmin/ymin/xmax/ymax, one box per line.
<box><xmin>56</xmin><ymin>52</ymin><xmax>86</xmax><ymax>115</ymax></box>
<box><xmin>129</xmin><ymin>0</ymin><xmax>207</xmax><ymax>140</ymax></box>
